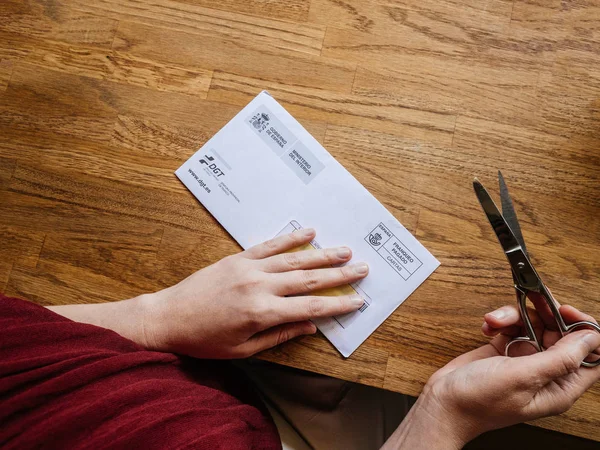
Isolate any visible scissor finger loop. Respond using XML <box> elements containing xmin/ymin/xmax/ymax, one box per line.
<box><xmin>564</xmin><ymin>320</ymin><xmax>600</xmax><ymax>334</ymax></box>
<box><xmin>505</xmin><ymin>336</ymin><xmax>542</xmax><ymax>358</ymax></box>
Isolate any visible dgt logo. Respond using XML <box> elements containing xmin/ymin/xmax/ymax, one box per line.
<box><xmin>199</xmin><ymin>155</ymin><xmax>225</xmax><ymax>177</ymax></box>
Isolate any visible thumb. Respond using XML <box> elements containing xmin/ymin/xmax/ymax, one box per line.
<box><xmin>515</xmin><ymin>330</ymin><xmax>600</xmax><ymax>384</ymax></box>
<box><xmin>239</xmin><ymin>321</ymin><xmax>317</xmax><ymax>357</ymax></box>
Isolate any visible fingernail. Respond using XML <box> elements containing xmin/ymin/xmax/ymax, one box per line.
<box><xmin>581</xmin><ymin>331</ymin><xmax>600</xmax><ymax>347</ymax></box>
<box><xmin>351</xmin><ymin>295</ymin><xmax>365</xmax><ymax>307</ymax></box>
<box><xmin>489</xmin><ymin>309</ymin><xmax>506</xmax><ymax>320</ymax></box>
<box><xmin>337</xmin><ymin>247</ymin><xmax>351</xmax><ymax>259</ymax></box>
<box><xmin>353</xmin><ymin>263</ymin><xmax>369</xmax><ymax>275</ymax></box>
<box><xmin>302</xmin><ymin>228</ymin><xmax>315</xmax><ymax>237</ymax></box>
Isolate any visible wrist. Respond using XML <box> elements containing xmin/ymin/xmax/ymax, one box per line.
<box><xmin>131</xmin><ymin>290</ymin><xmax>169</xmax><ymax>352</ymax></box>
<box><xmin>383</xmin><ymin>388</ymin><xmax>469</xmax><ymax>450</ymax></box>
<box><xmin>417</xmin><ymin>388</ymin><xmax>471</xmax><ymax>449</ymax></box>
<box><xmin>47</xmin><ymin>294</ymin><xmax>166</xmax><ymax>351</ymax></box>
<box><xmin>134</xmin><ymin>288</ymin><xmax>173</xmax><ymax>352</ymax></box>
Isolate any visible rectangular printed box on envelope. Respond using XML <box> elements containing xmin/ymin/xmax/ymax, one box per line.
<box><xmin>175</xmin><ymin>91</ymin><xmax>440</xmax><ymax>357</ymax></box>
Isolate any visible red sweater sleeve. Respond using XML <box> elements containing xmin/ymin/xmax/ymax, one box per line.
<box><xmin>0</xmin><ymin>294</ymin><xmax>281</xmax><ymax>450</ymax></box>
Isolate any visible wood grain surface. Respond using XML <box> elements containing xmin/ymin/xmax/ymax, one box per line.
<box><xmin>1</xmin><ymin>0</ymin><xmax>599</xmax><ymax>442</ymax></box>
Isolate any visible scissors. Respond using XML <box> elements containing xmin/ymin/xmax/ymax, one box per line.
<box><xmin>473</xmin><ymin>171</ymin><xmax>600</xmax><ymax>367</ymax></box>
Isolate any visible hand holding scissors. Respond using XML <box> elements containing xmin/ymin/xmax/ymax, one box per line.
<box><xmin>474</xmin><ymin>172</ymin><xmax>600</xmax><ymax>367</ymax></box>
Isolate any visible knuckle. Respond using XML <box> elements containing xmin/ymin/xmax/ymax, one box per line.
<box><xmin>276</xmin><ymin>328</ymin><xmax>291</xmax><ymax>346</ymax></box>
<box><xmin>242</xmin><ymin>307</ymin><xmax>263</xmax><ymax>330</ymax></box>
<box><xmin>237</xmin><ymin>271</ymin><xmax>264</xmax><ymax>293</ymax></box>
<box><xmin>338</xmin><ymin>295</ymin><xmax>351</xmax><ymax>311</ymax></box>
<box><xmin>307</xmin><ymin>296</ymin><xmax>325</xmax><ymax>316</ymax></box>
<box><xmin>283</xmin><ymin>252</ymin><xmax>302</xmax><ymax>269</ymax></box>
<box><xmin>339</xmin><ymin>266</ymin><xmax>353</xmax><ymax>280</ymax></box>
<box><xmin>513</xmin><ymin>374</ymin><xmax>536</xmax><ymax>392</ymax></box>
<box><xmin>560</xmin><ymin>352</ymin><xmax>581</xmax><ymax>374</ymax></box>
<box><xmin>324</xmin><ymin>248</ymin><xmax>337</xmax><ymax>262</ymax></box>
<box><xmin>220</xmin><ymin>254</ymin><xmax>239</xmax><ymax>269</ymax></box>
<box><xmin>301</xmin><ymin>270</ymin><xmax>320</xmax><ymax>291</ymax></box>
<box><xmin>263</xmin><ymin>238</ymin><xmax>278</xmax><ymax>252</ymax></box>
<box><xmin>289</xmin><ymin>231</ymin><xmax>303</xmax><ymax>243</ymax></box>
<box><xmin>232</xmin><ymin>345</ymin><xmax>253</xmax><ymax>359</ymax></box>
<box><xmin>550</xmin><ymin>398</ymin><xmax>574</xmax><ymax>416</ymax></box>
<box><xmin>282</xmin><ymin>233</ymin><xmax>300</xmax><ymax>250</ymax></box>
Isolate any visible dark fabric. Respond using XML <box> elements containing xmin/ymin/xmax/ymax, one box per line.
<box><xmin>0</xmin><ymin>294</ymin><xmax>281</xmax><ymax>450</ymax></box>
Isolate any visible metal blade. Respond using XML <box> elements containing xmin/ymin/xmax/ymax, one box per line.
<box><xmin>473</xmin><ymin>178</ymin><xmax>524</xmax><ymax>257</ymax></box>
<box><xmin>498</xmin><ymin>171</ymin><xmax>528</xmax><ymax>257</ymax></box>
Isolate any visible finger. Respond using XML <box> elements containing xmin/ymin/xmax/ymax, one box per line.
<box><xmin>543</xmin><ymin>306</ymin><xmax>600</xmax><ymax>350</ymax></box>
<box><xmin>261</xmin><ymin>246</ymin><xmax>352</xmax><ymax>273</ymax></box>
<box><xmin>528</xmin><ymin>291</ymin><xmax>559</xmax><ymax>331</ymax></box>
<box><xmin>484</xmin><ymin>305</ymin><xmax>521</xmax><ymax>329</ymax></box>
<box><xmin>237</xmin><ymin>321</ymin><xmax>317</xmax><ymax>357</ymax></box>
<box><xmin>560</xmin><ymin>304</ymin><xmax>598</xmax><ymax>325</ymax></box>
<box><xmin>485</xmin><ymin>304</ymin><xmax>545</xmax><ymax>344</ymax></box>
<box><xmin>514</xmin><ymin>330</ymin><xmax>600</xmax><ymax>385</ymax></box>
<box><xmin>243</xmin><ymin>229</ymin><xmax>316</xmax><ymax>260</ymax></box>
<box><xmin>272</xmin><ymin>263</ymin><xmax>369</xmax><ymax>296</ymax></box>
<box><xmin>482</xmin><ymin>322</ymin><xmax>521</xmax><ymax>337</ymax></box>
<box><xmin>263</xmin><ymin>294</ymin><xmax>365</xmax><ymax>326</ymax></box>
<box><xmin>484</xmin><ymin>323</ymin><xmax>536</xmax><ymax>358</ymax></box>
<box><xmin>489</xmin><ymin>333</ymin><xmax>514</xmax><ymax>355</ymax></box>
<box><xmin>533</xmin><ymin>364</ymin><xmax>600</xmax><ymax>417</ymax></box>
<box><xmin>560</xmin><ymin>305</ymin><xmax>600</xmax><ymax>356</ymax></box>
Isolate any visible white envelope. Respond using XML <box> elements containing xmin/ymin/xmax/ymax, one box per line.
<box><xmin>176</xmin><ymin>91</ymin><xmax>440</xmax><ymax>357</ymax></box>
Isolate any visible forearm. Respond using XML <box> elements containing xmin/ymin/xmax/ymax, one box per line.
<box><xmin>381</xmin><ymin>393</ymin><xmax>467</xmax><ymax>450</ymax></box>
<box><xmin>47</xmin><ymin>293</ymin><xmax>159</xmax><ymax>349</ymax></box>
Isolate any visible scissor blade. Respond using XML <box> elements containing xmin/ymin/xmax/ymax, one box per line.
<box><xmin>473</xmin><ymin>179</ymin><xmax>524</xmax><ymax>256</ymax></box>
<box><xmin>498</xmin><ymin>171</ymin><xmax>528</xmax><ymax>257</ymax></box>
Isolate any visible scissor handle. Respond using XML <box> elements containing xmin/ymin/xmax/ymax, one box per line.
<box><xmin>505</xmin><ymin>288</ymin><xmax>542</xmax><ymax>357</ymax></box>
<box><xmin>539</xmin><ymin>284</ymin><xmax>600</xmax><ymax>367</ymax></box>
<box><xmin>504</xmin><ymin>287</ymin><xmax>600</xmax><ymax>367</ymax></box>
<box><xmin>505</xmin><ymin>336</ymin><xmax>542</xmax><ymax>357</ymax></box>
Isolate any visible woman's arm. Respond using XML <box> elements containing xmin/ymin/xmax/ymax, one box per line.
<box><xmin>47</xmin><ymin>294</ymin><xmax>155</xmax><ymax>348</ymax></box>
<box><xmin>48</xmin><ymin>229</ymin><xmax>369</xmax><ymax>358</ymax></box>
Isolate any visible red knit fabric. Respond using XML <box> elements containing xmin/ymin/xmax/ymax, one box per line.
<box><xmin>0</xmin><ymin>294</ymin><xmax>281</xmax><ymax>450</ymax></box>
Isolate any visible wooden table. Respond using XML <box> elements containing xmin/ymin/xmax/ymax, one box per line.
<box><xmin>1</xmin><ymin>0</ymin><xmax>599</xmax><ymax>442</ymax></box>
